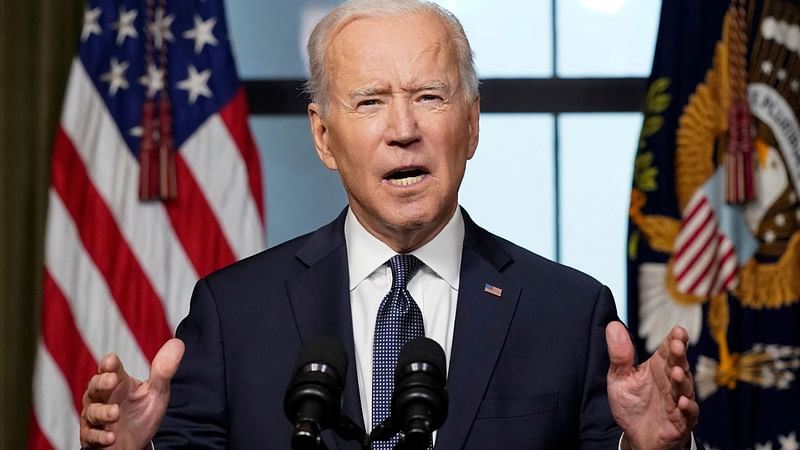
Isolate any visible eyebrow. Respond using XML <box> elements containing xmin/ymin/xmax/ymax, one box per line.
<box><xmin>349</xmin><ymin>80</ymin><xmax>450</xmax><ymax>98</ymax></box>
<box><xmin>408</xmin><ymin>80</ymin><xmax>449</xmax><ymax>92</ymax></box>
<box><xmin>349</xmin><ymin>86</ymin><xmax>389</xmax><ymax>97</ymax></box>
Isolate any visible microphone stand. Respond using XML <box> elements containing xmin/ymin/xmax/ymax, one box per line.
<box><xmin>368</xmin><ymin>417</ymin><xmax>432</xmax><ymax>450</ymax></box>
<box><xmin>334</xmin><ymin>415</ymin><xmax>371</xmax><ymax>450</ymax></box>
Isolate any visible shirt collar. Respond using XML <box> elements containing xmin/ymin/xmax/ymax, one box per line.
<box><xmin>344</xmin><ymin>207</ymin><xmax>464</xmax><ymax>290</ymax></box>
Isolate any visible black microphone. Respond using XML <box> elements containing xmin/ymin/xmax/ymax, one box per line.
<box><xmin>284</xmin><ymin>336</ymin><xmax>348</xmax><ymax>450</ymax></box>
<box><xmin>370</xmin><ymin>337</ymin><xmax>448</xmax><ymax>449</ymax></box>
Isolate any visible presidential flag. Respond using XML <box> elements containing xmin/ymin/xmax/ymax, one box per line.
<box><xmin>28</xmin><ymin>1</ymin><xmax>265</xmax><ymax>448</ymax></box>
<box><xmin>627</xmin><ymin>0</ymin><xmax>800</xmax><ymax>448</ymax></box>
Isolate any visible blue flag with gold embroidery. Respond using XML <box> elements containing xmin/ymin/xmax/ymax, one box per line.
<box><xmin>627</xmin><ymin>0</ymin><xmax>800</xmax><ymax>448</ymax></box>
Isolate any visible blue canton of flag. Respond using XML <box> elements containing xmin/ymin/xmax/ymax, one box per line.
<box><xmin>80</xmin><ymin>0</ymin><xmax>238</xmax><ymax>155</ymax></box>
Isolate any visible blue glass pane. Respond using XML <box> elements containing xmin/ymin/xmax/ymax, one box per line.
<box><xmin>557</xmin><ymin>0</ymin><xmax>661</xmax><ymax>77</ymax></box>
<box><xmin>461</xmin><ymin>114</ymin><xmax>556</xmax><ymax>259</ymax></box>
<box><xmin>228</xmin><ymin>0</ymin><xmax>552</xmax><ymax>79</ymax></box>
<box><xmin>249</xmin><ymin>116</ymin><xmax>347</xmax><ymax>247</ymax></box>
<box><xmin>432</xmin><ymin>0</ymin><xmax>553</xmax><ymax>77</ymax></box>
<box><xmin>227</xmin><ymin>1</ymin><xmax>338</xmax><ymax>79</ymax></box>
<box><xmin>558</xmin><ymin>113</ymin><xmax>642</xmax><ymax>322</ymax></box>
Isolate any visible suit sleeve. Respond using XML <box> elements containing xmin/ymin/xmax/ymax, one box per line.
<box><xmin>154</xmin><ymin>279</ymin><xmax>228</xmax><ymax>448</ymax></box>
<box><xmin>580</xmin><ymin>284</ymin><xmax>624</xmax><ymax>448</ymax></box>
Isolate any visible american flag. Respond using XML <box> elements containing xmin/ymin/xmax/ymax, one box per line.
<box><xmin>28</xmin><ymin>1</ymin><xmax>265</xmax><ymax>448</ymax></box>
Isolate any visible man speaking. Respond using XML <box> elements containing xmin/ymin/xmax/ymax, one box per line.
<box><xmin>79</xmin><ymin>0</ymin><xmax>698</xmax><ymax>448</ymax></box>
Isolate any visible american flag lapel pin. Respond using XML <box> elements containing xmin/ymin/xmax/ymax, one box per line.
<box><xmin>484</xmin><ymin>283</ymin><xmax>503</xmax><ymax>297</ymax></box>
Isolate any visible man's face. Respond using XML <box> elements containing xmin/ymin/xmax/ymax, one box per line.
<box><xmin>309</xmin><ymin>11</ymin><xmax>479</xmax><ymax>252</ymax></box>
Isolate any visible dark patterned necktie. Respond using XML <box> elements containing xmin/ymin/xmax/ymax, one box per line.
<box><xmin>372</xmin><ymin>254</ymin><xmax>425</xmax><ymax>449</ymax></box>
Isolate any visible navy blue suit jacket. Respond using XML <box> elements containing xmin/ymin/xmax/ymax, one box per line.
<box><xmin>155</xmin><ymin>209</ymin><xmax>622</xmax><ymax>448</ymax></box>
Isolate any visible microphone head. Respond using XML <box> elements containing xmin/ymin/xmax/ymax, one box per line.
<box><xmin>396</xmin><ymin>337</ymin><xmax>446</xmax><ymax>380</ymax></box>
<box><xmin>284</xmin><ymin>336</ymin><xmax>348</xmax><ymax>432</ymax></box>
<box><xmin>393</xmin><ymin>337</ymin><xmax>448</xmax><ymax>438</ymax></box>
<box><xmin>292</xmin><ymin>335</ymin><xmax>348</xmax><ymax>382</ymax></box>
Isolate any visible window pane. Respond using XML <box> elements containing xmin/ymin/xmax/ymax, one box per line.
<box><xmin>557</xmin><ymin>0</ymin><xmax>661</xmax><ymax>77</ymax></box>
<box><xmin>432</xmin><ymin>0</ymin><xmax>553</xmax><ymax>77</ymax></box>
<box><xmin>227</xmin><ymin>1</ymin><xmax>339</xmax><ymax>79</ymax></box>
<box><xmin>461</xmin><ymin>114</ymin><xmax>555</xmax><ymax>259</ymax></box>
<box><xmin>228</xmin><ymin>0</ymin><xmax>553</xmax><ymax>79</ymax></box>
<box><xmin>558</xmin><ymin>113</ymin><xmax>641</xmax><ymax>322</ymax></box>
<box><xmin>250</xmin><ymin>116</ymin><xmax>347</xmax><ymax>247</ymax></box>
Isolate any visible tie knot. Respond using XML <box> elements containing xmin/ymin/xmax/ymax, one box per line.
<box><xmin>388</xmin><ymin>254</ymin><xmax>422</xmax><ymax>290</ymax></box>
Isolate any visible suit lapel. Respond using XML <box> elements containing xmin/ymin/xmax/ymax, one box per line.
<box><xmin>285</xmin><ymin>210</ymin><xmax>365</xmax><ymax>450</ymax></box>
<box><xmin>435</xmin><ymin>212</ymin><xmax>521</xmax><ymax>449</ymax></box>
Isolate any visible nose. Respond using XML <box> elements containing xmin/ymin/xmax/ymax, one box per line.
<box><xmin>386</xmin><ymin>97</ymin><xmax>420</xmax><ymax>148</ymax></box>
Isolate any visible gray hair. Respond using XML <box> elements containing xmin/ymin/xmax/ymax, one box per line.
<box><xmin>305</xmin><ymin>0</ymin><xmax>479</xmax><ymax>113</ymax></box>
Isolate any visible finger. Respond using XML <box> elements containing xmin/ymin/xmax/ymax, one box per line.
<box><xmin>667</xmin><ymin>334</ymin><xmax>690</xmax><ymax>373</ymax></box>
<box><xmin>605</xmin><ymin>321</ymin><xmax>635</xmax><ymax>377</ymax></box>
<box><xmin>98</xmin><ymin>352</ymin><xmax>124</xmax><ymax>375</ymax></box>
<box><xmin>84</xmin><ymin>403</ymin><xmax>120</xmax><ymax>427</ymax></box>
<box><xmin>677</xmin><ymin>395</ymin><xmax>700</xmax><ymax>429</ymax></box>
<box><xmin>80</xmin><ymin>427</ymin><xmax>116</xmax><ymax>448</ymax></box>
<box><xmin>149</xmin><ymin>338</ymin><xmax>185</xmax><ymax>393</ymax></box>
<box><xmin>86</xmin><ymin>372</ymin><xmax>121</xmax><ymax>403</ymax></box>
<box><xmin>670</xmin><ymin>325</ymin><xmax>689</xmax><ymax>345</ymax></box>
<box><xmin>670</xmin><ymin>365</ymin><xmax>694</xmax><ymax>402</ymax></box>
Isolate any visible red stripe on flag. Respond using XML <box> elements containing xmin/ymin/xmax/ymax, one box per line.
<box><xmin>27</xmin><ymin>413</ymin><xmax>55</xmax><ymax>450</ymax></box>
<box><xmin>675</xmin><ymin>221</ymin><xmax>718</xmax><ymax>281</ymax></box>
<box><xmin>673</xmin><ymin>207</ymin><xmax>715</xmax><ymax>261</ymax></box>
<box><xmin>685</xmin><ymin>234</ymin><xmax>724</xmax><ymax>294</ymax></box>
<box><xmin>681</xmin><ymin>195</ymin><xmax>708</xmax><ymax>225</ymax></box>
<box><xmin>51</xmin><ymin>127</ymin><xmax>172</xmax><ymax>361</ymax></box>
<box><xmin>715</xmin><ymin>246</ymin><xmax>739</xmax><ymax>291</ymax></box>
<box><xmin>164</xmin><ymin>154</ymin><xmax>237</xmax><ymax>277</ymax></box>
<box><xmin>219</xmin><ymin>88</ymin><xmax>265</xmax><ymax>225</ymax></box>
<box><xmin>41</xmin><ymin>270</ymin><xmax>98</xmax><ymax>414</ymax></box>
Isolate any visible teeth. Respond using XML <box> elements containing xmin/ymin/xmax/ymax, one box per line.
<box><xmin>388</xmin><ymin>174</ymin><xmax>424</xmax><ymax>186</ymax></box>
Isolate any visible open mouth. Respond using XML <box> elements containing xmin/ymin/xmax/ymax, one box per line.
<box><xmin>385</xmin><ymin>167</ymin><xmax>428</xmax><ymax>186</ymax></box>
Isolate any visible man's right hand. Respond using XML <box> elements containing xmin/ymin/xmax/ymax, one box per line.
<box><xmin>80</xmin><ymin>338</ymin><xmax>185</xmax><ymax>449</ymax></box>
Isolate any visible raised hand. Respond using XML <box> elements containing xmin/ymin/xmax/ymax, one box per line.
<box><xmin>79</xmin><ymin>338</ymin><xmax>185</xmax><ymax>449</ymax></box>
<box><xmin>605</xmin><ymin>322</ymin><xmax>699</xmax><ymax>450</ymax></box>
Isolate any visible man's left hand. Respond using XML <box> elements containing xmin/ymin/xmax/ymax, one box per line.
<box><xmin>605</xmin><ymin>322</ymin><xmax>699</xmax><ymax>450</ymax></box>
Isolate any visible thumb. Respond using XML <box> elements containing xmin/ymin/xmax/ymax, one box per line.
<box><xmin>606</xmin><ymin>321</ymin><xmax>635</xmax><ymax>377</ymax></box>
<box><xmin>149</xmin><ymin>338</ymin><xmax>185</xmax><ymax>393</ymax></box>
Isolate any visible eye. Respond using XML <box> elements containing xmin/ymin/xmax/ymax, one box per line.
<box><xmin>419</xmin><ymin>94</ymin><xmax>442</xmax><ymax>102</ymax></box>
<box><xmin>357</xmin><ymin>98</ymin><xmax>380</xmax><ymax>108</ymax></box>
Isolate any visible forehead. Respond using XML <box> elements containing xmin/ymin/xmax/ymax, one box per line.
<box><xmin>326</xmin><ymin>11</ymin><xmax>458</xmax><ymax>90</ymax></box>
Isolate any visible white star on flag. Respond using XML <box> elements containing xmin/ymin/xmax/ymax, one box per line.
<box><xmin>150</xmin><ymin>7</ymin><xmax>175</xmax><ymax>48</ymax></box>
<box><xmin>178</xmin><ymin>65</ymin><xmax>213</xmax><ymax>104</ymax></box>
<box><xmin>139</xmin><ymin>64</ymin><xmax>165</xmax><ymax>98</ymax></box>
<box><xmin>81</xmin><ymin>7</ymin><xmax>102</xmax><ymax>42</ymax></box>
<box><xmin>761</xmin><ymin>60</ymin><xmax>774</xmax><ymax>75</ymax></box>
<box><xmin>113</xmin><ymin>7</ymin><xmax>138</xmax><ymax>45</ymax></box>
<box><xmin>755</xmin><ymin>442</ymin><xmax>774</xmax><ymax>450</ymax></box>
<box><xmin>779</xmin><ymin>432</ymin><xmax>799</xmax><ymax>450</ymax></box>
<box><xmin>183</xmin><ymin>15</ymin><xmax>219</xmax><ymax>54</ymax></box>
<box><xmin>100</xmin><ymin>57</ymin><xmax>130</xmax><ymax>96</ymax></box>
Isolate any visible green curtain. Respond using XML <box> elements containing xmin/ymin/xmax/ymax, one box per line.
<box><xmin>0</xmin><ymin>1</ymin><xmax>83</xmax><ymax>448</ymax></box>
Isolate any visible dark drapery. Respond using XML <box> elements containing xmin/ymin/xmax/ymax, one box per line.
<box><xmin>0</xmin><ymin>1</ymin><xmax>83</xmax><ymax>448</ymax></box>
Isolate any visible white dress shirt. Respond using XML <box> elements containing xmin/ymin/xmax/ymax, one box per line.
<box><xmin>344</xmin><ymin>207</ymin><xmax>464</xmax><ymax>433</ymax></box>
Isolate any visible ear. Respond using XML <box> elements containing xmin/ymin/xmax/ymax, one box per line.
<box><xmin>308</xmin><ymin>102</ymin><xmax>339</xmax><ymax>171</ymax></box>
<box><xmin>466</xmin><ymin>96</ymin><xmax>480</xmax><ymax>160</ymax></box>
